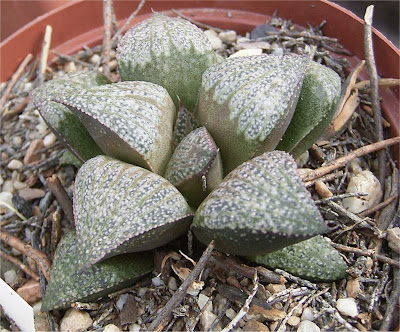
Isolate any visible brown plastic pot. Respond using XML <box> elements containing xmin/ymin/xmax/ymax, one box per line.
<box><xmin>1</xmin><ymin>0</ymin><xmax>399</xmax><ymax>150</ymax></box>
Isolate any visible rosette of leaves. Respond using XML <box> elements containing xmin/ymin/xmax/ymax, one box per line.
<box><xmin>74</xmin><ymin>156</ymin><xmax>193</xmax><ymax>268</ymax></box>
<box><xmin>116</xmin><ymin>13</ymin><xmax>219</xmax><ymax>111</ymax></box>
<box><xmin>41</xmin><ymin>231</ymin><xmax>154</xmax><ymax>312</ymax></box>
<box><xmin>195</xmin><ymin>54</ymin><xmax>309</xmax><ymax>174</ymax></box>
<box><xmin>165</xmin><ymin>127</ymin><xmax>223</xmax><ymax>207</ymax></box>
<box><xmin>247</xmin><ymin>236</ymin><xmax>348</xmax><ymax>282</ymax></box>
<box><xmin>53</xmin><ymin>81</ymin><xmax>176</xmax><ymax>175</ymax></box>
<box><xmin>276</xmin><ymin>61</ymin><xmax>341</xmax><ymax>158</ymax></box>
<box><xmin>192</xmin><ymin>151</ymin><xmax>327</xmax><ymax>255</ymax></box>
<box><xmin>30</xmin><ymin>71</ymin><xmax>110</xmax><ymax>161</ymax></box>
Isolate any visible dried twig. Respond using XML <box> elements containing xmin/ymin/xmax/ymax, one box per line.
<box><xmin>171</xmin><ymin>9</ymin><xmax>224</xmax><ymax>32</ymax></box>
<box><xmin>0</xmin><ymin>250</ymin><xmax>39</xmax><ymax>281</ymax></box>
<box><xmin>111</xmin><ymin>0</ymin><xmax>146</xmax><ymax>44</ymax></box>
<box><xmin>364</xmin><ymin>5</ymin><xmax>385</xmax><ymax>189</ymax></box>
<box><xmin>147</xmin><ymin>241</ymin><xmax>215</xmax><ymax>332</ymax></box>
<box><xmin>331</xmin><ymin>242</ymin><xmax>400</xmax><ymax>268</ymax></box>
<box><xmin>36</xmin><ymin>25</ymin><xmax>52</xmax><ymax>86</ymax></box>
<box><xmin>354</xmin><ymin>78</ymin><xmax>400</xmax><ymax>90</ymax></box>
<box><xmin>359</xmin><ymin>194</ymin><xmax>398</xmax><ymax>217</ymax></box>
<box><xmin>102</xmin><ymin>0</ymin><xmax>113</xmax><ymax>77</ymax></box>
<box><xmin>0</xmin><ymin>231</ymin><xmax>51</xmax><ymax>281</ymax></box>
<box><xmin>0</xmin><ymin>53</ymin><xmax>33</xmax><ymax>120</ymax></box>
<box><xmin>301</xmin><ymin>137</ymin><xmax>400</xmax><ymax>182</ymax></box>
<box><xmin>2</xmin><ymin>96</ymin><xmax>30</xmax><ymax>120</ymax></box>
<box><xmin>46</xmin><ymin>174</ymin><xmax>74</xmax><ymax>225</ymax></box>
<box><xmin>274</xmin><ymin>269</ymin><xmax>318</xmax><ymax>290</ymax></box>
<box><xmin>221</xmin><ymin>273</ymin><xmax>258</xmax><ymax>332</ymax></box>
<box><xmin>277</xmin><ymin>293</ymin><xmax>312</xmax><ymax>332</ymax></box>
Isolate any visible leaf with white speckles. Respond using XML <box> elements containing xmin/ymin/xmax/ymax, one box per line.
<box><xmin>53</xmin><ymin>81</ymin><xmax>176</xmax><ymax>175</ymax></box>
<box><xmin>165</xmin><ymin>127</ymin><xmax>223</xmax><ymax>207</ymax></box>
<box><xmin>196</xmin><ymin>54</ymin><xmax>309</xmax><ymax>174</ymax></box>
<box><xmin>41</xmin><ymin>231</ymin><xmax>154</xmax><ymax>312</ymax></box>
<box><xmin>276</xmin><ymin>61</ymin><xmax>341</xmax><ymax>158</ymax></box>
<box><xmin>30</xmin><ymin>71</ymin><xmax>110</xmax><ymax>161</ymax></box>
<box><xmin>117</xmin><ymin>14</ymin><xmax>218</xmax><ymax>111</ymax></box>
<box><xmin>247</xmin><ymin>236</ymin><xmax>347</xmax><ymax>282</ymax></box>
<box><xmin>74</xmin><ymin>156</ymin><xmax>193</xmax><ymax>268</ymax></box>
<box><xmin>172</xmin><ymin>104</ymin><xmax>199</xmax><ymax>147</ymax></box>
<box><xmin>192</xmin><ymin>151</ymin><xmax>327</xmax><ymax>255</ymax></box>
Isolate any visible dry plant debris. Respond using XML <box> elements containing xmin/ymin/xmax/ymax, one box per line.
<box><xmin>0</xmin><ymin>2</ymin><xmax>399</xmax><ymax>331</ymax></box>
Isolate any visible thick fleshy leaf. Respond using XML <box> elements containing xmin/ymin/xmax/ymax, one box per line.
<box><xmin>54</xmin><ymin>81</ymin><xmax>176</xmax><ymax>175</ymax></box>
<box><xmin>41</xmin><ymin>231</ymin><xmax>154</xmax><ymax>312</ymax></box>
<box><xmin>165</xmin><ymin>127</ymin><xmax>223</xmax><ymax>207</ymax></box>
<box><xmin>192</xmin><ymin>151</ymin><xmax>327</xmax><ymax>255</ymax></box>
<box><xmin>247</xmin><ymin>236</ymin><xmax>347</xmax><ymax>282</ymax></box>
<box><xmin>196</xmin><ymin>54</ymin><xmax>309</xmax><ymax>174</ymax></box>
<box><xmin>117</xmin><ymin>14</ymin><xmax>218</xmax><ymax>111</ymax></box>
<box><xmin>30</xmin><ymin>71</ymin><xmax>110</xmax><ymax>161</ymax></box>
<box><xmin>172</xmin><ymin>105</ymin><xmax>199</xmax><ymax>147</ymax></box>
<box><xmin>74</xmin><ymin>156</ymin><xmax>193</xmax><ymax>268</ymax></box>
<box><xmin>276</xmin><ymin>61</ymin><xmax>341</xmax><ymax>158</ymax></box>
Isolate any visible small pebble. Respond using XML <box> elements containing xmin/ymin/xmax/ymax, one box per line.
<box><xmin>200</xmin><ymin>310</ymin><xmax>217</xmax><ymax>331</ymax></box>
<box><xmin>346</xmin><ymin>278</ymin><xmax>361</xmax><ymax>298</ymax></box>
<box><xmin>3</xmin><ymin>269</ymin><xmax>18</xmax><ymax>285</ymax></box>
<box><xmin>168</xmin><ymin>276</ymin><xmax>178</xmax><ymax>291</ymax></box>
<box><xmin>7</xmin><ymin>159</ymin><xmax>23</xmax><ymax>170</ymax></box>
<box><xmin>226</xmin><ymin>308</ymin><xmax>236</xmax><ymax>320</ymax></box>
<box><xmin>218</xmin><ymin>30</ymin><xmax>237</xmax><ymax>42</ymax></box>
<box><xmin>271</xmin><ymin>47</ymin><xmax>284</xmax><ymax>56</ymax></box>
<box><xmin>151</xmin><ymin>276</ymin><xmax>164</xmax><ymax>287</ymax></box>
<box><xmin>243</xmin><ymin>320</ymin><xmax>270</xmax><ymax>332</ymax></box>
<box><xmin>204</xmin><ymin>30</ymin><xmax>223</xmax><ymax>50</ymax></box>
<box><xmin>13</xmin><ymin>181</ymin><xmax>27</xmax><ymax>191</ymax></box>
<box><xmin>17</xmin><ymin>279</ymin><xmax>42</xmax><ymax>305</ymax></box>
<box><xmin>116</xmin><ymin>293</ymin><xmax>129</xmax><ymax>311</ymax></box>
<box><xmin>2</xmin><ymin>180</ymin><xmax>15</xmax><ymax>193</ymax></box>
<box><xmin>336</xmin><ymin>297</ymin><xmax>358</xmax><ymax>317</ymax></box>
<box><xmin>60</xmin><ymin>308</ymin><xmax>93</xmax><ymax>332</ymax></box>
<box><xmin>43</xmin><ymin>132</ymin><xmax>57</xmax><ymax>148</ymax></box>
<box><xmin>288</xmin><ymin>316</ymin><xmax>301</xmax><ymax>327</ymax></box>
<box><xmin>90</xmin><ymin>54</ymin><xmax>101</xmax><ymax>64</ymax></box>
<box><xmin>237</xmin><ymin>41</ymin><xmax>270</xmax><ymax>50</ymax></box>
<box><xmin>230</xmin><ymin>48</ymin><xmax>262</xmax><ymax>58</ymax></box>
<box><xmin>18</xmin><ymin>188</ymin><xmax>46</xmax><ymax>201</ymax></box>
<box><xmin>300</xmin><ymin>307</ymin><xmax>315</xmax><ymax>321</ymax></box>
<box><xmin>23</xmin><ymin>139</ymin><xmax>44</xmax><ymax>164</ymax></box>
<box><xmin>12</xmin><ymin>136</ymin><xmax>22</xmax><ymax>146</ymax></box>
<box><xmin>0</xmin><ymin>175</ymin><xmax>4</xmax><ymax>186</ymax></box>
<box><xmin>65</xmin><ymin>61</ymin><xmax>77</xmax><ymax>73</ymax></box>
<box><xmin>129</xmin><ymin>324</ymin><xmax>141</xmax><ymax>332</ymax></box>
<box><xmin>297</xmin><ymin>320</ymin><xmax>320</xmax><ymax>332</ymax></box>
<box><xmin>197</xmin><ymin>293</ymin><xmax>210</xmax><ymax>310</ymax></box>
<box><xmin>387</xmin><ymin>227</ymin><xmax>400</xmax><ymax>253</ymax></box>
<box><xmin>103</xmin><ymin>324</ymin><xmax>121</xmax><ymax>332</ymax></box>
<box><xmin>266</xmin><ymin>283</ymin><xmax>286</xmax><ymax>294</ymax></box>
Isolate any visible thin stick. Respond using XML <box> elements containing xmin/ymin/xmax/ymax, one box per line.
<box><xmin>46</xmin><ymin>174</ymin><xmax>74</xmax><ymax>226</ymax></box>
<box><xmin>331</xmin><ymin>242</ymin><xmax>400</xmax><ymax>269</ymax></box>
<box><xmin>364</xmin><ymin>5</ymin><xmax>385</xmax><ymax>189</ymax></box>
<box><xmin>358</xmin><ymin>194</ymin><xmax>398</xmax><ymax>217</ymax></box>
<box><xmin>147</xmin><ymin>241</ymin><xmax>215</xmax><ymax>332</ymax></box>
<box><xmin>221</xmin><ymin>273</ymin><xmax>258</xmax><ymax>332</ymax></box>
<box><xmin>102</xmin><ymin>0</ymin><xmax>113</xmax><ymax>77</ymax></box>
<box><xmin>111</xmin><ymin>0</ymin><xmax>146</xmax><ymax>44</ymax></box>
<box><xmin>0</xmin><ymin>231</ymin><xmax>51</xmax><ymax>281</ymax></box>
<box><xmin>0</xmin><ymin>250</ymin><xmax>39</xmax><ymax>281</ymax></box>
<box><xmin>36</xmin><ymin>25</ymin><xmax>52</xmax><ymax>86</ymax></box>
<box><xmin>354</xmin><ymin>78</ymin><xmax>400</xmax><ymax>90</ymax></box>
<box><xmin>274</xmin><ymin>269</ymin><xmax>318</xmax><ymax>290</ymax></box>
<box><xmin>301</xmin><ymin>137</ymin><xmax>400</xmax><ymax>182</ymax></box>
<box><xmin>171</xmin><ymin>9</ymin><xmax>224</xmax><ymax>32</ymax></box>
<box><xmin>0</xmin><ymin>53</ymin><xmax>33</xmax><ymax>115</ymax></box>
<box><xmin>2</xmin><ymin>96</ymin><xmax>30</xmax><ymax>120</ymax></box>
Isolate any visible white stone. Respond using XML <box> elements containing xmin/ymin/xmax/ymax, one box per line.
<box><xmin>200</xmin><ymin>310</ymin><xmax>217</xmax><ymax>331</ymax></box>
<box><xmin>300</xmin><ymin>307</ymin><xmax>315</xmax><ymax>321</ymax></box>
<box><xmin>116</xmin><ymin>293</ymin><xmax>129</xmax><ymax>311</ymax></box>
<box><xmin>90</xmin><ymin>54</ymin><xmax>101</xmax><ymax>64</ymax></box>
<box><xmin>226</xmin><ymin>308</ymin><xmax>236</xmax><ymax>320</ymax></box>
<box><xmin>12</xmin><ymin>136</ymin><xmax>22</xmax><ymax>146</ymax></box>
<box><xmin>103</xmin><ymin>324</ymin><xmax>121</xmax><ymax>332</ymax></box>
<box><xmin>129</xmin><ymin>323</ymin><xmax>141</xmax><ymax>332</ymax></box>
<box><xmin>218</xmin><ymin>30</ymin><xmax>237</xmax><ymax>42</ymax></box>
<box><xmin>7</xmin><ymin>159</ymin><xmax>23</xmax><ymax>170</ymax></box>
<box><xmin>151</xmin><ymin>276</ymin><xmax>164</xmax><ymax>287</ymax></box>
<box><xmin>387</xmin><ymin>227</ymin><xmax>400</xmax><ymax>253</ymax></box>
<box><xmin>3</xmin><ymin>269</ymin><xmax>18</xmax><ymax>285</ymax></box>
<box><xmin>2</xmin><ymin>180</ymin><xmax>15</xmax><ymax>193</ymax></box>
<box><xmin>342</xmin><ymin>170</ymin><xmax>382</xmax><ymax>214</ymax></box>
<box><xmin>43</xmin><ymin>132</ymin><xmax>57</xmax><ymax>148</ymax></box>
<box><xmin>13</xmin><ymin>181</ymin><xmax>27</xmax><ymax>191</ymax></box>
<box><xmin>271</xmin><ymin>47</ymin><xmax>284</xmax><ymax>56</ymax></box>
<box><xmin>65</xmin><ymin>62</ymin><xmax>77</xmax><ymax>73</ymax></box>
<box><xmin>0</xmin><ymin>191</ymin><xmax>14</xmax><ymax>208</ymax></box>
<box><xmin>336</xmin><ymin>298</ymin><xmax>358</xmax><ymax>318</ymax></box>
<box><xmin>229</xmin><ymin>49</ymin><xmax>263</xmax><ymax>58</ymax></box>
<box><xmin>0</xmin><ymin>175</ymin><xmax>4</xmax><ymax>186</ymax></box>
<box><xmin>297</xmin><ymin>320</ymin><xmax>320</xmax><ymax>332</ymax></box>
<box><xmin>197</xmin><ymin>293</ymin><xmax>210</xmax><ymax>310</ymax></box>
<box><xmin>168</xmin><ymin>276</ymin><xmax>178</xmax><ymax>291</ymax></box>
<box><xmin>204</xmin><ymin>30</ymin><xmax>223</xmax><ymax>50</ymax></box>
<box><xmin>60</xmin><ymin>308</ymin><xmax>93</xmax><ymax>332</ymax></box>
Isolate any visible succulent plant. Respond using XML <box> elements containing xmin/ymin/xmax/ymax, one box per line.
<box><xmin>74</xmin><ymin>155</ymin><xmax>193</xmax><ymax>268</ymax></box>
<box><xmin>247</xmin><ymin>236</ymin><xmax>348</xmax><ymax>282</ymax></box>
<box><xmin>41</xmin><ymin>231</ymin><xmax>154</xmax><ymax>312</ymax></box>
<box><xmin>165</xmin><ymin>127</ymin><xmax>223</xmax><ymax>207</ymax></box>
<box><xmin>276</xmin><ymin>61</ymin><xmax>341</xmax><ymax>158</ymax></box>
<box><xmin>117</xmin><ymin>14</ymin><xmax>219</xmax><ymax>111</ymax></box>
<box><xmin>195</xmin><ymin>54</ymin><xmax>309</xmax><ymax>174</ymax></box>
<box><xmin>172</xmin><ymin>104</ymin><xmax>199</xmax><ymax>146</ymax></box>
<box><xmin>30</xmin><ymin>71</ymin><xmax>110</xmax><ymax>161</ymax></box>
<box><xmin>191</xmin><ymin>151</ymin><xmax>327</xmax><ymax>255</ymax></box>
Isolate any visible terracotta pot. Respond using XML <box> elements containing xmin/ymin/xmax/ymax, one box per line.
<box><xmin>1</xmin><ymin>0</ymin><xmax>398</xmax><ymax>147</ymax></box>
